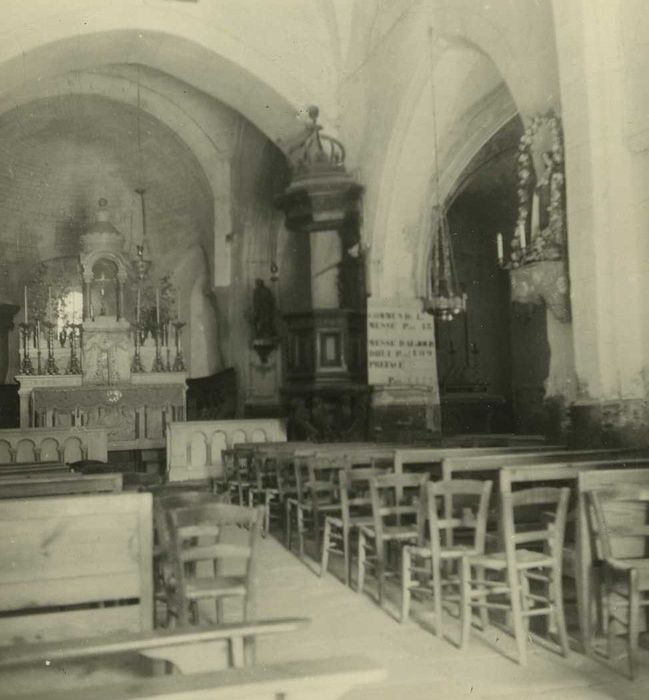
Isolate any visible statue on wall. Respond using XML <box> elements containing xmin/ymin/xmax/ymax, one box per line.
<box><xmin>252</xmin><ymin>279</ymin><xmax>276</xmax><ymax>340</ymax></box>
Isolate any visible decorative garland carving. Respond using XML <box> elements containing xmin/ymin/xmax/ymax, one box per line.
<box><xmin>510</xmin><ymin>111</ymin><xmax>567</xmax><ymax>267</ymax></box>
<box><xmin>509</xmin><ymin>111</ymin><xmax>571</xmax><ymax>322</ymax></box>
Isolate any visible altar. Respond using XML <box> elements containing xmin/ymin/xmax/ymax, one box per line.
<box><xmin>16</xmin><ymin>199</ymin><xmax>187</xmax><ymax>452</ymax></box>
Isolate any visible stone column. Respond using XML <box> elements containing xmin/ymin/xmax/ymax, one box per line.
<box><xmin>0</xmin><ymin>304</ymin><xmax>19</xmax><ymax>384</ymax></box>
<box><xmin>553</xmin><ymin>0</ymin><xmax>648</xmax><ymax>444</ymax></box>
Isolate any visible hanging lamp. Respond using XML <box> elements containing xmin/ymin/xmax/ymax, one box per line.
<box><xmin>423</xmin><ymin>206</ymin><xmax>466</xmax><ymax>320</ymax></box>
<box><xmin>132</xmin><ymin>66</ymin><xmax>152</xmax><ymax>282</ymax></box>
<box><xmin>422</xmin><ymin>28</ymin><xmax>466</xmax><ymax>321</ymax></box>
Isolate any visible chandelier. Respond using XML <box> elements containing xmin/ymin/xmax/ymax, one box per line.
<box><xmin>423</xmin><ymin>206</ymin><xmax>466</xmax><ymax>320</ymax></box>
<box><xmin>131</xmin><ymin>66</ymin><xmax>152</xmax><ymax>282</ymax></box>
<box><xmin>422</xmin><ymin>27</ymin><xmax>466</xmax><ymax>321</ymax></box>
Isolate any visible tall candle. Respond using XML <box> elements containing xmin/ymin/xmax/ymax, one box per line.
<box><xmin>177</xmin><ymin>289</ymin><xmax>181</xmax><ymax>321</ymax></box>
<box><xmin>136</xmin><ymin>288</ymin><xmax>141</xmax><ymax>324</ymax></box>
<box><xmin>496</xmin><ymin>233</ymin><xmax>504</xmax><ymax>263</ymax></box>
<box><xmin>48</xmin><ymin>286</ymin><xmax>52</xmax><ymax>323</ymax></box>
<box><xmin>156</xmin><ymin>288</ymin><xmax>160</xmax><ymax>325</ymax></box>
<box><xmin>24</xmin><ymin>286</ymin><xmax>28</xmax><ymax>324</ymax></box>
<box><xmin>519</xmin><ymin>224</ymin><xmax>527</xmax><ymax>250</ymax></box>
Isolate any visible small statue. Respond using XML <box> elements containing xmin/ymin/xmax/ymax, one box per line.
<box><xmin>252</xmin><ymin>278</ymin><xmax>276</xmax><ymax>339</ymax></box>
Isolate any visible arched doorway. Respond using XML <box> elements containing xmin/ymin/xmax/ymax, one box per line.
<box><xmin>437</xmin><ymin>116</ymin><xmax>551</xmax><ymax>435</ymax></box>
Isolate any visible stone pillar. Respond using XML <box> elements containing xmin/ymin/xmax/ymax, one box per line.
<box><xmin>553</xmin><ymin>0</ymin><xmax>648</xmax><ymax>445</ymax></box>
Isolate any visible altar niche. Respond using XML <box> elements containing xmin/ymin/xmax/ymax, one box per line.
<box><xmin>16</xmin><ymin>199</ymin><xmax>187</xmax><ymax>452</ymax></box>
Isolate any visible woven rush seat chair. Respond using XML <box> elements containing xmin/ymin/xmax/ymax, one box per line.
<box><xmin>358</xmin><ymin>472</ymin><xmax>429</xmax><ymax>609</ymax></box>
<box><xmin>585</xmin><ymin>484</ymin><xmax>649</xmax><ymax>679</ymax></box>
<box><xmin>167</xmin><ymin>503</ymin><xmax>264</xmax><ymax>627</ymax></box>
<box><xmin>287</xmin><ymin>453</ymin><xmax>346</xmax><ymax>561</ymax></box>
<box><xmin>401</xmin><ymin>479</ymin><xmax>492</xmax><ymax>640</ymax></box>
<box><xmin>460</xmin><ymin>486</ymin><xmax>571</xmax><ymax>665</ymax></box>
<box><xmin>320</xmin><ymin>463</ymin><xmax>392</xmax><ymax>587</ymax></box>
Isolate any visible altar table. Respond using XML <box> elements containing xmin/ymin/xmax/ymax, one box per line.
<box><xmin>31</xmin><ymin>381</ymin><xmax>186</xmax><ymax>451</ymax></box>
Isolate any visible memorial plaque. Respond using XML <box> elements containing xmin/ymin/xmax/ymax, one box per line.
<box><xmin>367</xmin><ymin>298</ymin><xmax>437</xmax><ymax>386</ymax></box>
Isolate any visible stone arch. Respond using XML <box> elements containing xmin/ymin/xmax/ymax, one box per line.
<box><xmin>370</xmin><ymin>37</ymin><xmax>519</xmax><ymax>299</ymax></box>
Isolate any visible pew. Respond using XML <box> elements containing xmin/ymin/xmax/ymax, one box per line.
<box><xmin>4</xmin><ymin>656</ymin><xmax>385</xmax><ymax>700</ymax></box>
<box><xmin>166</xmin><ymin>419</ymin><xmax>287</xmax><ymax>482</ymax></box>
<box><xmin>394</xmin><ymin>444</ymin><xmax>565</xmax><ymax>477</ymax></box>
<box><xmin>0</xmin><ymin>472</ymin><xmax>123</xmax><ymax>499</ymax></box>
<box><xmin>0</xmin><ymin>462</ymin><xmax>70</xmax><ymax>478</ymax></box>
<box><xmin>441</xmin><ymin>433</ymin><xmax>551</xmax><ymax>447</ymax></box>
<box><xmin>0</xmin><ymin>426</ymin><xmax>108</xmax><ymax>465</ymax></box>
<box><xmin>0</xmin><ymin>492</ymin><xmax>152</xmax><ymax>646</ymax></box>
<box><xmin>442</xmin><ymin>447</ymin><xmax>649</xmax><ymax>482</ymax></box>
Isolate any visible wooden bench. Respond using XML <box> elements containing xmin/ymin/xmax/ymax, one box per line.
<box><xmin>4</xmin><ymin>656</ymin><xmax>385</xmax><ymax>700</ymax></box>
<box><xmin>0</xmin><ymin>492</ymin><xmax>152</xmax><ymax>646</ymax></box>
<box><xmin>0</xmin><ymin>618</ymin><xmax>309</xmax><ymax>674</ymax></box>
<box><xmin>166</xmin><ymin>419</ymin><xmax>287</xmax><ymax>482</ymax></box>
<box><xmin>0</xmin><ymin>427</ymin><xmax>108</xmax><ymax>465</ymax></box>
<box><xmin>0</xmin><ymin>472</ymin><xmax>123</xmax><ymax>499</ymax></box>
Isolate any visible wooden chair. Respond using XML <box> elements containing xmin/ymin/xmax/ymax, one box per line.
<box><xmin>154</xmin><ymin>490</ymin><xmax>232</xmax><ymax>627</ymax></box>
<box><xmin>460</xmin><ymin>486</ymin><xmax>571</xmax><ymax>665</ymax></box>
<box><xmin>273</xmin><ymin>449</ymin><xmax>300</xmax><ymax>545</ymax></box>
<box><xmin>214</xmin><ymin>449</ymin><xmax>239</xmax><ymax>501</ymax></box>
<box><xmin>287</xmin><ymin>454</ymin><xmax>345</xmax><ymax>560</ymax></box>
<box><xmin>585</xmin><ymin>484</ymin><xmax>649</xmax><ymax>679</ymax></box>
<box><xmin>357</xmin><ymin>472</ymin><xmax>429</xmax><ymax>607</ymax></box>
<box><xmin>245</xmin><ymin>451</ymin><xmax>280</xmax><ymax>535</ymax></box>
<box><xmin>232</xmin><ymin>447</ymin><xmax>257</xmax><ymax>506</ymax></box>
<box><xmin>401</xmin><ymin>479</ymin><xmax>492</xmax><ymax>640</ymax></box>
<box><xmin>320</xmin><ymin>463</ymin><xmax>391</xmax><ymax>586</ymax></box>
<box><xmin>167</xmin><ymin>503</ymin><xmax>264</xmax><ymax>627</ymax></box>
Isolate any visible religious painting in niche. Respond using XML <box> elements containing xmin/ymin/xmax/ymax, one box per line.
<box><xmin>511</xmin><ymin>112</ymin><xmax>567</xmax><ymax>266</ymax></box>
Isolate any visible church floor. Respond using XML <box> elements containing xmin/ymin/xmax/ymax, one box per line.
<box><xmin>3</xmin><ymin>533</ymin><xmax>649</xmax><ymax>699</ymax></box>
<box><xmin>253</xmin><ymin>534</ymin><xmax>649</xmax><ymax>700</ymax></box>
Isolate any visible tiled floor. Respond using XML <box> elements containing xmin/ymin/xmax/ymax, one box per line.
<box><xmin>3</xmin><ymin>533</ymin><xmax>648</xmax><ymax>699</ymax></box>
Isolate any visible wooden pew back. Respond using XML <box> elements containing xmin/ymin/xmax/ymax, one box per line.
<box><xmin>0</xmin><ymin>472</ymin><xmax>123</xmax><ymax>499</ymax></box>
<box><xmin>0</xmin><ymin>427</ymin><xmax>108</xmax><ymax>466</ymax></box>
<box><xmin>167</xmin><ymin>419</ymin><xmax>287</xmax><ymax>482</ymax></box>
<box><xmin>0</xmin><ymin>492</ymin><xmax>152</xmax><ymax>646</ymax></box>
<box><xmin>442</xmin><ymin>447</ymin><xmax>649</xmax><ymax>481</ymax></box>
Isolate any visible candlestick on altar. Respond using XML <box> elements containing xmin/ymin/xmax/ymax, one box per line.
<box><xmin>130</xmin><ymin>321</ymin><xmax>145</xmax><ymax>374</ymax></box>
<box><xmin>172</xmin><ymin>320</ymin><xmax>186</xmax><ymax>372</ymax></box>
<box><xmin>19</xmin><ymin>322</ymin><xmax>35</xmax><ymax>375</ymax></box>
<box><xmin>42</xmin><ymin>320</ymin><xmax>59</xmax><ymax>375</ymax></box>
